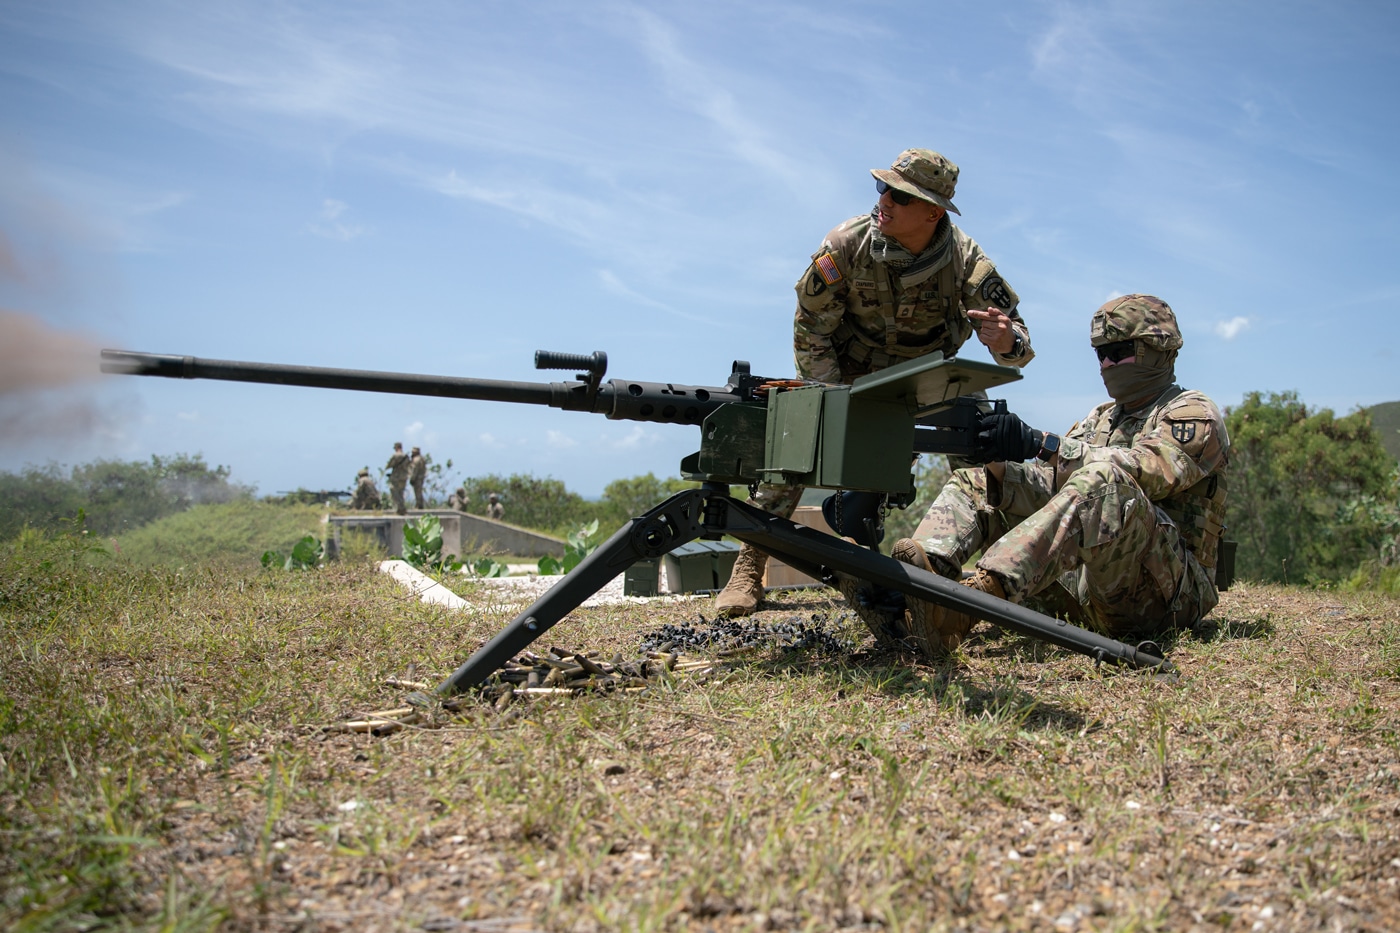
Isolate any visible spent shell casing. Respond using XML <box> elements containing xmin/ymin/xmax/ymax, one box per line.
<box><xmin>574</xmin><ymin>654</ymin><xmax>608</xmax><ymax>676</ymax></box>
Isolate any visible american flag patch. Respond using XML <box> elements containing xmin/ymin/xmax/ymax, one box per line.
<box><xmin>815</xmin><ymin>252</ymin><xmax>842</xmax><ymax>285</ymax></box>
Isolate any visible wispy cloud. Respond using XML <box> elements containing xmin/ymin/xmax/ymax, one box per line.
<box><xmin>426</xmin><ymin>170</ymin><xmax>612</xmax><ymax>245</ymax></box>
<box><xmin>307</xmin><ymin>199</ymin><xmax>367</xmax><ymax>241</ymax></box>
<box><xmin>623</xmin><ymin>7</ymin><xmax>824</xmax><ymax>195</ymax></box>
<box><xmin>597</xmin><ymin>269</ymin><xmax>705</xmax><ymax>321</ymax></box>
<box><xmin>1214</xmin><ymin>316</ymin><xmax>1250</xmax><ymax>340</ymax></box>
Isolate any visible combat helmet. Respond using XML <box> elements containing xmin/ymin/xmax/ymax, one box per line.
<box><xmin>1090</xmin><ymin>294</ymin><xmax>1182</xmax><ymax>352</ymax></box>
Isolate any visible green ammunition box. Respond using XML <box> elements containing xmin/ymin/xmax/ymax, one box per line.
<box><xmin>623</xmin><ymin>559</ymin><xmax>660</xmax><ymax>597</ymax></box>
<box><xmin>661</xmin><ymin>540</ymin><xmax>741</xmax><ymax>594</ymax></box>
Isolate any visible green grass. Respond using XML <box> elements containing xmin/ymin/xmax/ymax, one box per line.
<box><xmin>2</xmin><ymin>530</ymin><xmax>1399</xmax><ymax>931</ymax></box>
<box><xmin>108</xmin><ymin>500</ymin><xmax>329</xmax><ymax>568</ymax></box>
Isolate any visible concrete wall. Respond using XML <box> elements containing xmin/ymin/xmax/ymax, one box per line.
<box><xmin>327</xmin><ymin>510</ymin><xmax>565</xmax><ymax>559</ymax></box>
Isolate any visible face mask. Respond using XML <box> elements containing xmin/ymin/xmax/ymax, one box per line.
<box><xmin>1099</xmin><ymin>345</ymin><xmax>1176</xmax><ymax>405</ymax></box>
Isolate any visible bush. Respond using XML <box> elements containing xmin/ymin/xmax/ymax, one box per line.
<box><xmin>1225</xmin><ymin>391</ymin><xmax>1393</xmax><ymax>584</ymax></box>
<box><xmin>453</xmin><ymin>473</ymin><xmax>590</xmax><ymax>535</ymax></box>
<box><xmin>0</xmin><ymin>454</ymin><xmax>253</xmax><ymax>540</ymax></box>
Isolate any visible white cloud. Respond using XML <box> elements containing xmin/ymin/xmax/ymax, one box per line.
<box><xmin>402</xmin><ymin>420</ymin><xmax>424</xmax><ymax>439</ymax></box>
<box><xmin>307</xmin><ymin>198</ymin><xmax>367</xmax><ymax>241</ymax></box>
<box><xmin>477</xmin><ymin>432</ymin><xmax>505</xmax><ymax>449</ymax></box>
<box><xmin>545</xmin><ymin>429</ymin><xmax>578</xmax><ymax>449</ymax></box>
<box><xmin>609</xmin><ymin>424</ymin><xmax>657</xmax><ymax>450</ymax></box>
<box><xmin>1214</xmin><ymin>317</ymin><xmax>1250</xmax><ymax>340</ymax></box>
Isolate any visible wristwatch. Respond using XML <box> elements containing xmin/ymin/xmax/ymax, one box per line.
<box><xmin>1035</xmin><ymin>433</ymin><xmax>1061</xmax><ymax>462</ymax></box>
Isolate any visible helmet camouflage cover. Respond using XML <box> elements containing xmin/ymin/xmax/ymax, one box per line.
<box><xmin>1090</xmin><ymin>294</ymin><xmax>1183</xmax><ymax>352</ymax></box>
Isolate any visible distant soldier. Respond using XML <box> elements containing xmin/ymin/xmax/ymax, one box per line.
<box><xmin>448</xmin><ymin>486</ymin><xmax>470</xmax><ymax>512</ymax></box>
<box><xmin>386</xmin><ymin>442</ymin><xmax>410</xmax><ymax>516</ymax></box>
<box><xmin>349</xmin><ymin>468</ymin><xmax>380</xmax><ymax>510</ymax></box>
<box><xmin>486</xmin><ymin>492</ymin><xmax>504</xmax><ymax>521</ymax></box>
<box><xmin>409</xmin><ymin>446</ymin><xmax>427</xmax><ymax>509</ymax></box>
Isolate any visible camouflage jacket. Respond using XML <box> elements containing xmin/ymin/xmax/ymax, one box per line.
<box><xmin>995</xmin><ymin>386</ymin><xmax>1231</xmax><ymax>573</ymax></box>
<box><xmin>386</xmin><ymin>452</ymin><xmax>410</xmax><ymax>484</ymax></box>
<box><xmin>349</xmin><ymin>476</ymin><xmax>380</xmax><ymax>510</ymax></box>
<box><xmin>409</xmin><ymin>455</ymin><xmax>426</xmax><ymax>484</ymax></box>
<box><xmin>793</xmin><ymin>210</ymin><xmax>1033</xmax><ymax>383</ymax></box>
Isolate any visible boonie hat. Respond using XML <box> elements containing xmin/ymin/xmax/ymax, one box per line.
<box><xmin>870</xmin><ymin>149</ymin><xmax>960</xmax><ymax>215</ymax></box>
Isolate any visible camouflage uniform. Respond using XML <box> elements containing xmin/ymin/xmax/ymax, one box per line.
<box><xmin>721</xmin><ymin>149</ymin><xmax>1035</xmax><ymax>614</ymax></box>
<box><xmin>409</xmin><ymin>449</ymin><xmax>427</xmax><ymax>509</ymax></box>
<box><xmin>486</xmin><ymin>495</ymin><xmax>504</xmax><ymax>521</ymax></box>
<box><xmin>447</xmin><ymin>487</ymin><xmax>469</xmax><ymax>512</ymax></box>
<box><xmin>386</xmin><ymin>445</ymin><xmax>410</xmax><ymax>516</ymax></box>
<box><xmin>907</xmin><ymin>295</ymin><xmax>1230</xmax><ymax>638</ymax></box>
<box><xmin>349</xmin><ymin>470</ymin><xmax>380</xmax><ymax>510</ymax></box>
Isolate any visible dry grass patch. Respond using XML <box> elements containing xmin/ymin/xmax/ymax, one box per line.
<box><xmin>2</xmin><ymin>533</ymin><xmax>1398</xmax><ymax>931</ymax></box>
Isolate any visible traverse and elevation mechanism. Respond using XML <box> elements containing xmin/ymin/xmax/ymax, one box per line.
<box><xmin>101</xmin><ymin>347</ymin><xmax>1177</xmax><ymax>687</ymax></box>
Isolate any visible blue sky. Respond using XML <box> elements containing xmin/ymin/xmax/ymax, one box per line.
<box><xmin>2</xmin><ymin>1</ymin><xmax>1397</xmax><ymax>498</ymax></box>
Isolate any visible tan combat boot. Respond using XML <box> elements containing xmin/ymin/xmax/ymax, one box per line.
<box><xmin>891</xmin><ymin>538</ymin><xmax>1007</xmax><ymax>657</ymax></box>
<box><xmin>715</xmin><ymin>544</ymin><xmax>768</xmax><ymax>617</ymax></box>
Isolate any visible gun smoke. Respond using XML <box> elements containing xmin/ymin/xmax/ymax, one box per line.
<box><xmin>0</xmin><ymin>309</ymin><xmax>118</xmax><ymax>444</ymax></box>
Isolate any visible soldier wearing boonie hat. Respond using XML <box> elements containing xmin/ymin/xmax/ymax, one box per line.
<box><xmin>715</xmin><ymin>147</ymin><xmax>1036</xmax><ymax>618</ymax></box>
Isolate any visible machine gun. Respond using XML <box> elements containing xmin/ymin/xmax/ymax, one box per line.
<box><xmin>276</xmin><ymin>488</ymin><xmax>353</xmax><ymax>505</ymax></box>
<box><xmin>101</xmin><ymin>347</ymin><xmax>1175</xmax><ymax>690</ymax></box>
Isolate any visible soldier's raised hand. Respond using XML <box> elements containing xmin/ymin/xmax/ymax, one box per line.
<box><xmin>967</xmin><ymin>307</ymin><xmax>1017</xmax><ymax>355</ymax></box>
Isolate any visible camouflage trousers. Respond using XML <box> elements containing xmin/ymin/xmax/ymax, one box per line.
<box><xmin>745</xmin><ymin>483</ymin><xmax>806</xmax><ymax>519</ymax></box>
<box><xmin>911</xmin><ymin>463</ymin><xmax>1217</xmax><ymax>637</ymax></box>
<box><xmin>412</xmin><ymin>481</ymin><xmax>426</xmax><ymax>510</ymax></box>
<box><xmin>390</xmin><ymin>482</ymin><xmax>408</xmax><ymax>516</ymax></box>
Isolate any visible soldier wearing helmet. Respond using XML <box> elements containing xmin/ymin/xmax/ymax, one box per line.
<box><xmin>409</xmin><ymin>446</ymin><xmax>427</xmax><ymax>509</ymax></box>
<box><xmin>717</xmin><ymin>147</ymin><xmax>1036</xmax><ymax>617</ymax></box>
<box><xmin>877</xmin><ymin>294</ymin><xmax>1229</xmax><ymax>657</ymax></box>
<box><xmin>349</xmin><ymin>467</ymin><xmax>381</xmax><ymax>511</ymax></box>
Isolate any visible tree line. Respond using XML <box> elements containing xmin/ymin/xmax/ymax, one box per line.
<box><xmin>2</xmin><ymin>392</ymin><xmax>1397</xmax><ymax>588</ymax></box>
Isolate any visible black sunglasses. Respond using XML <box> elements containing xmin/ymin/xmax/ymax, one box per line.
<box><xmin>875</xmin><ymin>180</ymin><xmax>916</xmax><ymax>206</ymax></box>
<box><xmin>1095</xmin><ymin>340</ymin><xmax>1136</xmax><ymax>363</ymax></box>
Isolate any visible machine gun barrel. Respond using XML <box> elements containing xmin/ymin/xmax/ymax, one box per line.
<box><xmin>99</xmin><ymin>349</ymin><xmax>753</xmax><ymax>427</ymax></box>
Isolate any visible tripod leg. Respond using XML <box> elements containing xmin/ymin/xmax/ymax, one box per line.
<box><xmin>435</xmin><ymin>489</ymin><xmax>707</xmax><ymax>695</ymax></box>
<box><xmin>711</xmin><ymin>496</ymin><xmax>1173</xmax><ymax>673</ymax></box>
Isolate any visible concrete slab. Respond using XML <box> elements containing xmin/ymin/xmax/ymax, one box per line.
<box><xmin>330</xmin><ymin>510</ymin><xmax>566</xmax><ymax>560</ymax></box>
<box><xmin>377</xmin><ymin>560</ymin><xmax>469</xmax><ymax>609</ymax></box>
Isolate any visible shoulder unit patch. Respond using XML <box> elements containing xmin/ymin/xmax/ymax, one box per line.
<box><xmin>1171</xmin><ymin>422</ymin><xmax>1198</xmax><ymax>445</ymax></box>
<box><xmin>815</xmin><ymin>252</ymin><xmax>843</xmax><ymax>286</ymax></box>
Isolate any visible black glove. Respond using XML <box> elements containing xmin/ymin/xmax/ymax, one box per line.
<box><xmin>972</xmin><ymin>411</ymin><xmax>1043</xmax><ymax>464</ymax></box>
